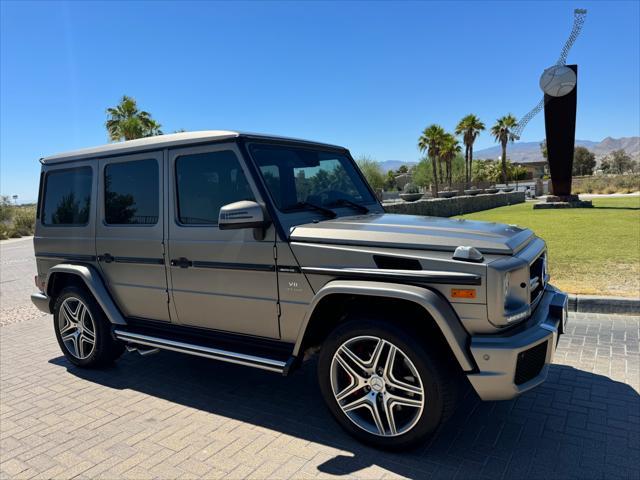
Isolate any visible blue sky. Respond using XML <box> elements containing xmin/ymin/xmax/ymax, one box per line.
<box><xmin>1</xmin><ymin>1</ymin><xmax>639</xmax><ymax>202</ymax></box>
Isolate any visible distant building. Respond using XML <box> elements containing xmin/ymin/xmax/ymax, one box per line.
<box><xmin>514</xmin><ymin>160</ymin><xmax>548</xmax><ymax>178</ymax></box>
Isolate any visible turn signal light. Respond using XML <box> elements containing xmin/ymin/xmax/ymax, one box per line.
<box><xmin>451</xmin><ymin>288</ymin><xmax>476</xmax><ymax>299</ymax></box>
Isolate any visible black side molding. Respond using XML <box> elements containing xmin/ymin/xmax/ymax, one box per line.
<box><xmin>301</xmin><ymin>266</ymin><xmax>482</xmax><ymax>286</ymax></box>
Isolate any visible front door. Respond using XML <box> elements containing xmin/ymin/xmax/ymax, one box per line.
<box><xmin>96</xmin><ymin>152</ymin><xmax>170</xmax><ymax>322</ymax></box>
<box><xmin>167</xmin><ymin>143</ymin><xmax>279</xmax><ymax>339</ymax></box>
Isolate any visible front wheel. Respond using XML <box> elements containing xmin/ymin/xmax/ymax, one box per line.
<box><xmin>318</xmin><ymin>319</ymin><xmax>458</xmax><ymax>450</ymax></box>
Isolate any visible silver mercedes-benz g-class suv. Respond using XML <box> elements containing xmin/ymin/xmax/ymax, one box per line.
<box><xmin>32</xmin><ymin>131</ymin><xmax>567</xmax><ymax>449</ymax></box>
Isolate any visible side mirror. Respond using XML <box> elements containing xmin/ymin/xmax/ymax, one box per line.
<box><xmin>218</xmin><ymin>200</ymin><xmax>270</xmax><ymax>230</ymax></box>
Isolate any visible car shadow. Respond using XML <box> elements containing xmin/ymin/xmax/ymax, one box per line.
<box><xmin>49</xmin><ymin>352</ymin><xmax>639</xmax><ymax>478</ymax></box>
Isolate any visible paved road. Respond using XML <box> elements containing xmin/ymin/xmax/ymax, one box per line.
<box><xmin>1</xmin><ymin>237</ymin><xmax>638</xmax><ymax>479</ymax></box>
<box><xmin>0</xmin><ymin>237</ymin><xmax>41</xmax><ymax>326</ymax></box>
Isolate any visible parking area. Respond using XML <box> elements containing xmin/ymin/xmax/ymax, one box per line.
<box><xmin>1</xmin><ymin>237</ymin><xmax>638</xmax><ymax>479</ymax></box>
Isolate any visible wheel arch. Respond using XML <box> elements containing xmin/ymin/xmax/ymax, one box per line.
<box><xmin>46</xmin><ymin>264</ymin><xmax>127</xmax><ymax>325</ymax></box>
<box><xmin>293</xmin><ymin>280</ymin><xmax>475</xmax><ymax>372</ymax></box>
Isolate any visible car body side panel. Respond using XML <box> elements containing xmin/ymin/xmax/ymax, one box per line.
<box><xmin>275</xmin><ymin>241</ymin><xmax>315</xmax><ymax>343</ymax></box>
<box><xmin>289</xmin><ymin>241</ymin><xmax>502</xmax><ymax>335</ymax></box>
<box><xmin>166</xmin><ymin>142</ymin><xmax>280</xmax><ymax>339</ymax></box>
<box><xmin>292</xmin><ymin>280</ymin><xmax>475</xmax><ymax>372</ymax></box>
<box><xmin>34</xmin><ymin>160</ymin><xmax>100</xmax><ymax>297</ymax></box>
<box><xmin>45</xmin><ymin>264</ymin><xmax>127</xmax><ymax>325</ymax></box>
<box><xmin>95</xmin><ymin>151</ymin><xmax>171</xmax><ymax>322</ymax></box>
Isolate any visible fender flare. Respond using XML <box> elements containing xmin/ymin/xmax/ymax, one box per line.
<box><xmin>47</xmin><ymin>264</ymin><xmax>127</xmax><ymax>325</ymax></box>
<box><xmin>292</xmin><ymin>280</ymin><xmax>475</xmax><ymax>372</ymax></box>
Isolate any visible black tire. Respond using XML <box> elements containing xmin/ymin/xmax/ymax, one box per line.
<box><xmin>317</xmin><ymin>317</ymin><xmax>459</xmax><ymax>450</ymax></box>
<box><xmin>53</xmin><ymin>286</ymin><xmax>124</xmax><ymax>368</ymax></box>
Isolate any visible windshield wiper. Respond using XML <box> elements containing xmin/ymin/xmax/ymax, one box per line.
<box><xmin>286</xmin><ymin>201</ymin><xmax>337</xmax><ymax>219</ymax></box>
<box><xmin>331</xmin><ymin>198</ymin><xmax>369</xmax><ymax>213</ymax></box>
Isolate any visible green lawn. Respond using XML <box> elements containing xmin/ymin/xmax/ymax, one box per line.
<box><xmin>456</xmin><ymin>197</ymin><xmax>640</xmax><ymax>297</ymax></box>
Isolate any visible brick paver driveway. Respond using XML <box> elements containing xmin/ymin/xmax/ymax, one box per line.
<box><xmin>1</xmin><ymin>237</ymin><xmax>639</xmax><ymax>479</ymax></box>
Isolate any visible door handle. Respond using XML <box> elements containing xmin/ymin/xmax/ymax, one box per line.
<box><xmin>100</xmin><ymin>253</ymin><xmax>115</xmax><ymax>263</ymax></box>
<box><xmin>170</xmin><ymin>257</ymin><xmax>192</xmax><ymax>268</ymax></box>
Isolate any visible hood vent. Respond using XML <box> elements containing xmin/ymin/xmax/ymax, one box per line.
<box><xmin>373</xmin><ymin>255</ymin><xmax>422</xmax><ymax>271</ymax></box>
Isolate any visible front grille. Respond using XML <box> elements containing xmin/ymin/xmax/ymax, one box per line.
<box><xmin>514</xmin><ymin>341</ymin><xmax>548</xmax><ymax>385</ymax></box>
<box><xmin>529</xmin><ymin>253</ymin><xmax>546</xmax><ymax>304</ymax></box>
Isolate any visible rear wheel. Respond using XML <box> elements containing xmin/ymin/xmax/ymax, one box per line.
<box><xmin>318</xmin><ymin>318</ymin><xmax>458</xmax><ymax>450</ymax></box>
<box><xmin>53</xmin><ymin>286</ymin><xmax>124</xmax><ymax>368</ymax></box>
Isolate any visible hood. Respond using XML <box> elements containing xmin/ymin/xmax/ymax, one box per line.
<box><xmin>289</xmin><ymin>214</ymin><xmax>534</xmax><ymax>255</ymax></box>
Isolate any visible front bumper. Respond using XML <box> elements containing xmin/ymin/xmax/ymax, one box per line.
<box><xmin>31</xmin><ymin>292</ymin><xmax>52</xmax><ymax>314</ymax></box>
<box><xmin>466</xmin><ymin>285</ymin><xmax>568</xmax><ymax>401</ymax></box>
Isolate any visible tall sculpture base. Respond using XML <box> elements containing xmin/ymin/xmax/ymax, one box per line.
<box><xmin>533</xmin><ymin>195</ymin><xmax>593</xmax><ymax>209</ymax></box>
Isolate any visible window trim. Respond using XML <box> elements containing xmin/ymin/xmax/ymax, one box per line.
<box><xmin>174</xmin><ymin>148</ymin><xmax>256</xmax><ymax>227</ymax></box>
<box><xmin>102</xmin><ymin>158</ymin><xmax>160</xmax><ymax>227</ymax></box>
<box><xmin>40</xmin><ymin>166</ymin><xmax>93</xmax><ymax>227</ymax></box>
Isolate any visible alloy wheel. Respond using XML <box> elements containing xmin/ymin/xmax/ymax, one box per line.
<box><xmin>58</xmin><ymin>297</ymin><xmax>96</xmax><ymax>360</ymax></box>
<box><xmin>330</xmin><ymin>335</ymin><xmax>425</xmax><ymax>437</ymax></box>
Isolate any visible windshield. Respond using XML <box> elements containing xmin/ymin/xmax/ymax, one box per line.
<box><xmin>249</xmin><ymin>144</ymin><xmax>376</xmax><ymax>212</ymax></box>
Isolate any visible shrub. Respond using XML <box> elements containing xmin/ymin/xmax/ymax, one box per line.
<box><xmin>356</xmin><ymin>156</ymin><xmax>385</xmax><ymax>191</ymax></box>
<box><xmin>403</xmin><ymin>183</ymin><xmax>419</xmax><ymax>194</ymax></box>
<box><xmin>0</xmin><ymin>196</ymin><xmax>12</xmax><ymax>223</ymax></box>
<box><xmin>12</xmin><ymin>207</ymin><xmax>36</xmax><ymax>236</ymax></box>
<box><xmin>572</xmin><ymin>174</ymin><xmax>640</xmax><ymax>194</ymax></box>
<box><xmin>0</xmin><ymin>203</ymin><xmax>36</xmax><ymax>239</ymax></box>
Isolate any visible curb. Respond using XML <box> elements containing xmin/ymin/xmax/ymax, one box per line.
<box><xmin>568</xmin><ymin>294</ymin><xmax>640</xmax><ymax>316</ymax></box>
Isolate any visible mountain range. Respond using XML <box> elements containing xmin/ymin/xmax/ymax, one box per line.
<box><xmin>378</xmin><ymin>136</ymin><xmax>639</xmax><ymax>171</ymax></box>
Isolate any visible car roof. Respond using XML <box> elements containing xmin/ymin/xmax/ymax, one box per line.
<box><xmin>40</xmin><ymin>130</ymin><xmax>345</xmax><ymax>164</ymax></box>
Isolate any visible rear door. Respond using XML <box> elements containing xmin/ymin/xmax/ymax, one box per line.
<box><xmin>96</xmin><ymin>151</ymin><xmax>170</xmax><ymax>322</ymax></box>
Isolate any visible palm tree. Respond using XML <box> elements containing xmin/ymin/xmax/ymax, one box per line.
<box><xmin>418</xmin><ymin>124</ymin><xmax>446</xmax><ymax>195</ymax></box>
<box><xmin>455</xmin><ymin>114</ymin><xmax>485</xmax><ymax>185</ymax></box>
<box><xmin>490</xmin><ymin>114</ymin><xmax>519</xmax><ymax>184</ymax></box>
<box><xmin>439</xmin><ymin>133</ymin><xmax>462</xmax><ymax>187</ymax></box>
<box><xmin>106</xmin><ymin>95</ymin><xmax>163</xmax><ymax>141</ymax></box>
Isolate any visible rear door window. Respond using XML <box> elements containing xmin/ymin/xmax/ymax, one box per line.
<box><xmin>104</xmin><ymin>159</ymin><xmax>159</xmax><ymax>225</ymax></box>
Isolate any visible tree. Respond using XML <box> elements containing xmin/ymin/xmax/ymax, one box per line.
<box><xmin>455</xmin><ymin>114</ymin><xmax>485</xmax><ymax>185</ymax></box>
<box><xmin>384</xmin><ymin>170</ymin><xmax>398</xmax><ymax>191</ymax></box>
<box><xmin>490</xmin><ymin>114</ymin><xmax>519</xmax><ymax>184</ymax></box>
<box><xmin>511</xmin><ymin>165</ymin><xmax>529</xmax><ymax>181</ymax></box>
<box><xmin>418</xmin><ymin>124</ymin><xmax>446</xmax><ymax>194</ymax></box>
<box><xmin>481</xmin><ymin>161</ymin><xmax>502</xmax><ymax>184</ymax></box>
<box><xmin>397</xmin><ymin>165</ymin><xmax>409</xmax><ymax>174</ymax></box>
<box><xmin>439</xmin><ymin>133</ymin><xmax>462</xmax><ymax>187</ymax></box>
<box><xmin>106</xmin><ymin>95</ymin><xmax>163</xmax><ymax>141</ymax></box>
<box><xmin>471</xmin><ymin>160</ymin><xmax>492</xmax><ymax>182</ymax></box>
<box><xmin>540</xmin><ymin>139</ymin><xmax>548</xmax><ymax>159</ymax></box>
<box><xmin>356</xmin><ymin>156</ymin><xmax>385</xmax><ymax>190</ymax></box>
<box><xmin>413</xmin><ymin>157</ymin><xmax>434</xmax><ymax>188</ymax></box>
<box><xmin>572</xmin><ymin>146</ymin><xmax>596</xmax><ymax>176</ymax></box>
<box><xmin>608</xmin><ymin>149</ymin><xmax>633</xmax><ymax>174</ymax></box>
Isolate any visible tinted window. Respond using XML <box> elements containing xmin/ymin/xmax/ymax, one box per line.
<box><xmin>250</xmin><ymin>145</ymin><xmax>375</xmax><ymax>210</ymax></box>
<box><xmin>42</xmin><ymin>167</ymin><xmax>92</xmax><ymax>225</ymax></box>
<box><xmin>104</xmin><ymin>159</ymin><xmax>159</xmax><ymax>225</ymax></box>
<box><xmin>176</xmin><ymin>151</ymin><xmax>255</xmax><ymax>225</ymax></box>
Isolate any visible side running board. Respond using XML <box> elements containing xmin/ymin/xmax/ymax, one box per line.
<box><xmin>114</xmin><ymin>329</ymin><xmax>291</xmax><ymax>374</ymax></box>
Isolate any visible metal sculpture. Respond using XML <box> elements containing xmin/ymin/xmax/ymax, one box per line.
<box><xmin>513</xmin><ymin>9</ymin><xmax>587</xmax><ymax>138</ymax></box>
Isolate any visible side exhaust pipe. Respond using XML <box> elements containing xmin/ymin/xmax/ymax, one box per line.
<box><xmin>125</xmin><ymin>345</ymin><xmax>160</xmax><ymax>356</ymax></box>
